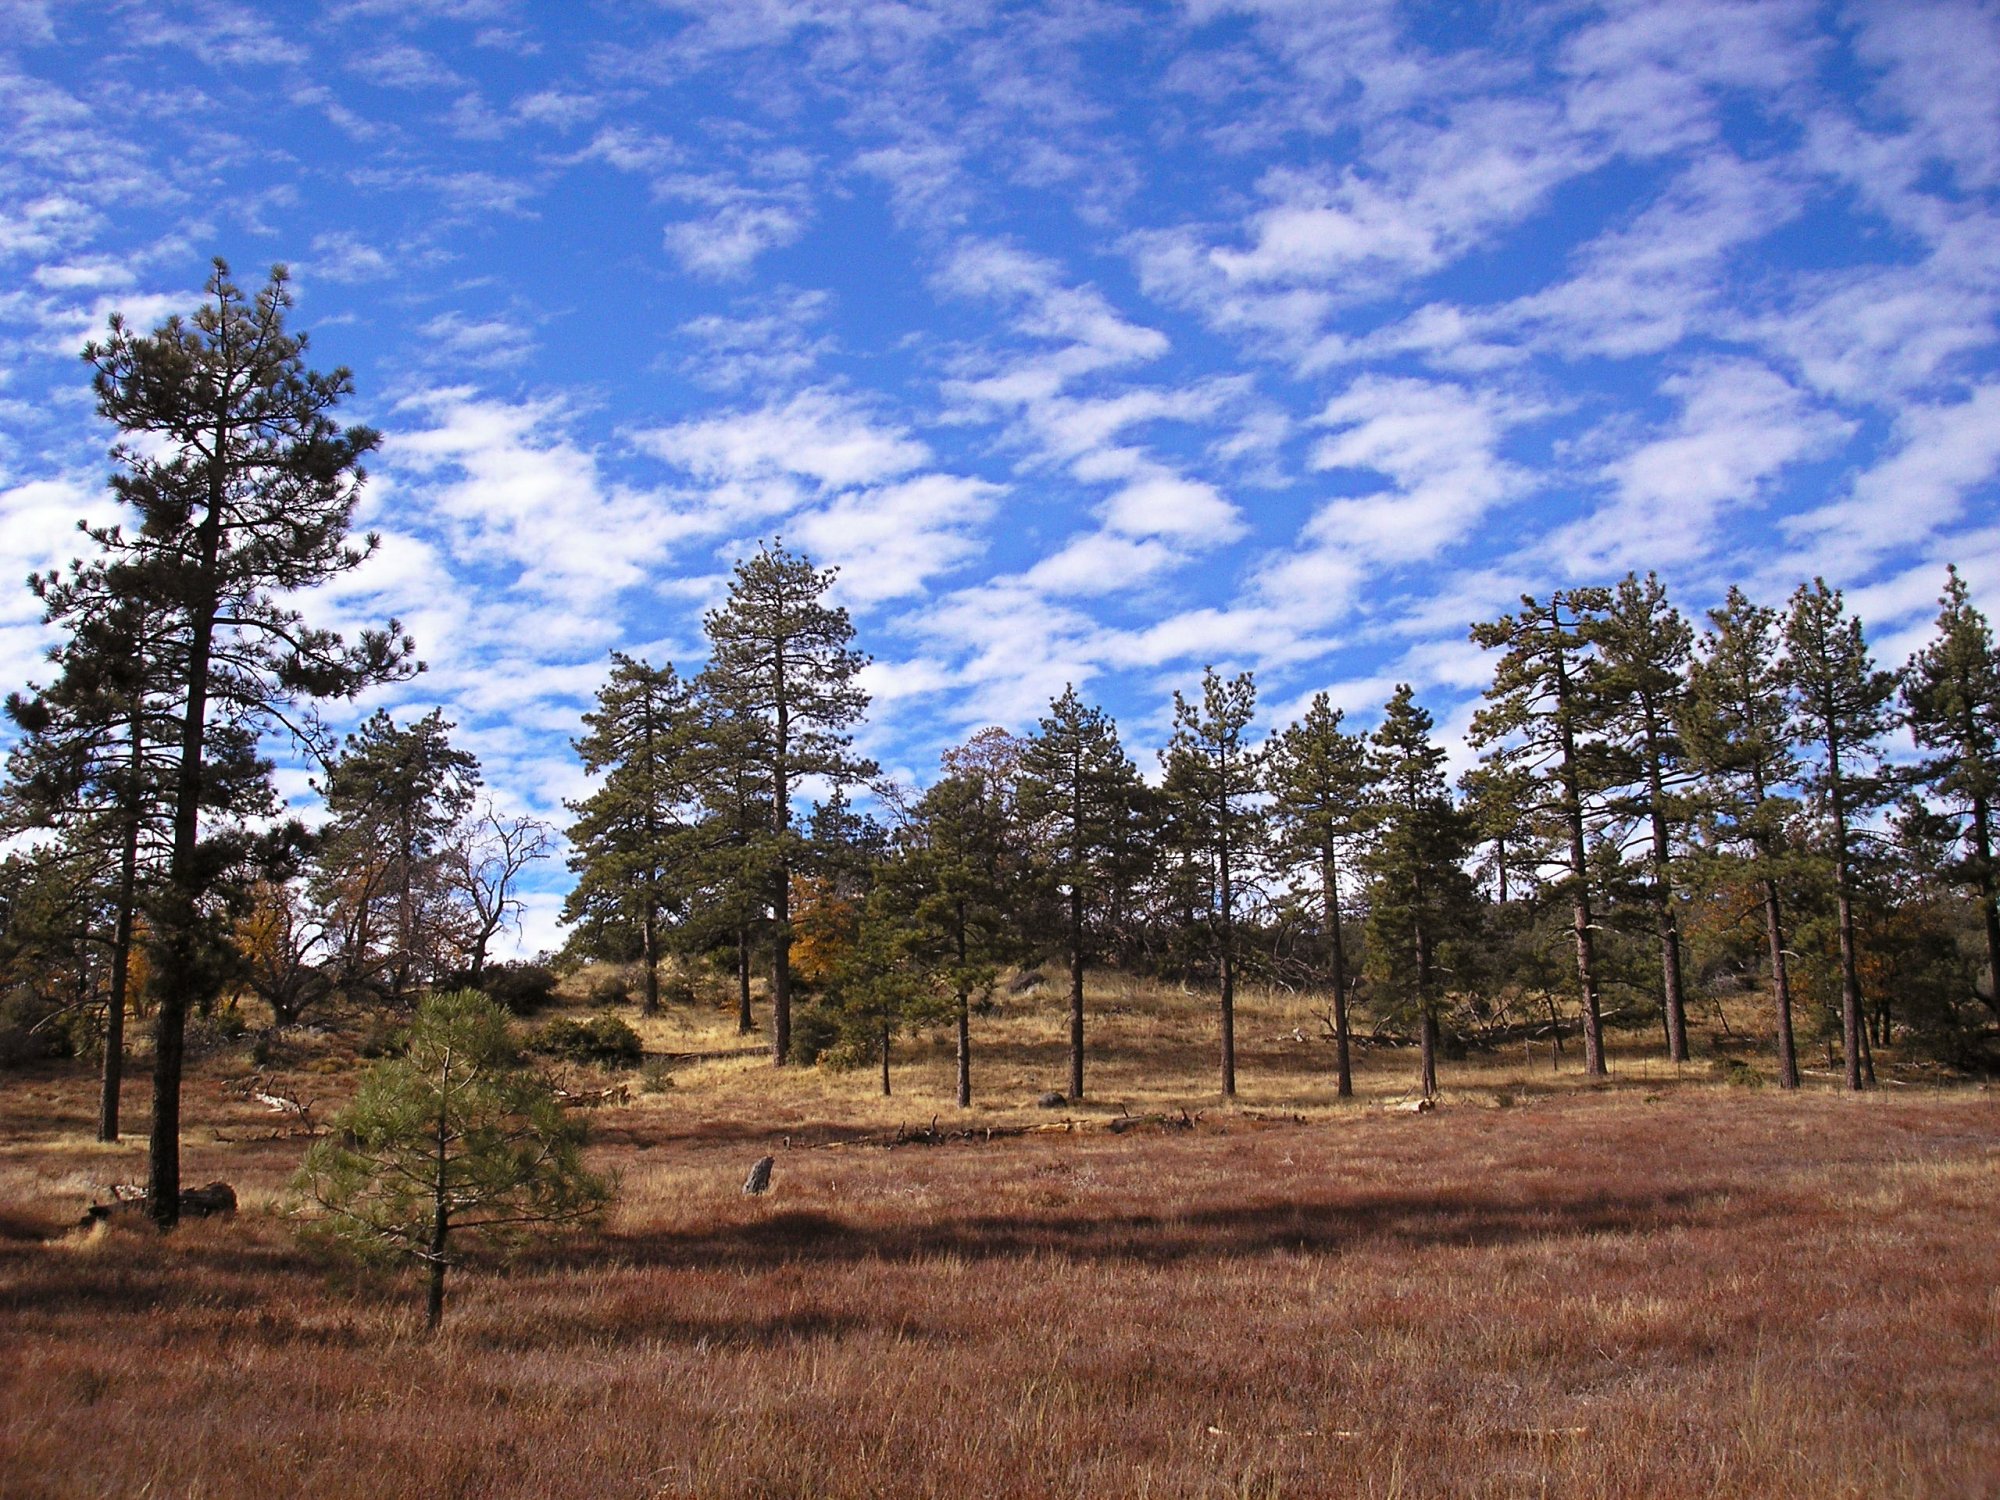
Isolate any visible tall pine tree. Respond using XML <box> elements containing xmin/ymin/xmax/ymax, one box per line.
<box><xmin>1362</xmin><ymin>686</ymin><xmax>1477</xmax><ymax>1101</ymax></box>
<box><xmin>1685</xmin><ymin>588</ymin><xmax>1802</xmax><ymax>1089</ymax></box>
<box><xmin>1266</xmin><ymin>693</ymin><xmax>1372</xmax><ymax>1098</ymax></box>
<box><xmin>1597</xmin><ymin>572</ymin><xmax>1697</xmax><ymax>1064</ymax></box>
<box><xmin>1902</xmin><ymin>566</ymin><xmax>2000</xmax><ymax>1020</ymax></box>
<box><xmin>700</xmin><ymin>542</ymin><xmax>875</xmax><ymax>1064</ymax></box>
<box><xmin>1163</xmin><ymin>667</ymin><xmax>1261</xmax><ymax>1100</ymax></box>
<box><xmin>79</xmin><ymin>262</ymin><xmax>414</xmax><ymax>1225</ymax></box>
<box><xmin>563</xmin><ymin>655</ymin><xmax>706</xmax><ymax>1016</ymax></box>
<box><xmin>1470</xmin><ymin>589</ymin><xmax>1619</xmax><ymax>1075</ymax></box>
<box><xmin>1783</xmin><ymin>579</ymin><xmax>1898</xmax><ymax>1090</ymax></box>
<box><xmin>1017</xmin><ymin>685</ymin><xmax>1139</xmax><ymax>1102</ymax></box>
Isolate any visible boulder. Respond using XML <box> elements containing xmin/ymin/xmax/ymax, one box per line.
<box><xmin>741</xmin><ymin>1156</ymin><xmax>774</xmax><ymax>1195</ymax></box>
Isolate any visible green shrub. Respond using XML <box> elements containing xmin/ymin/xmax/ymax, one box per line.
<box><xmin>0</xmin><ymin>985</ymin><xmax>74</xmax><ymax>1067</ymax></box>
<box><xmin>788</xmin><ymin>1003</ymin><xmax>840</xmax><ymax>1066</ymax></box>
<box><xmin>535</xmin><ymin>1014</ymin><xmax>643</xmax><ymax>1068</ymax></box>
<box><xmin>638</xmin><ymin>1057</ymin><xmax>676</xmax><ymax>1093</ymax></box>
<box><xmin>478</xmin><ymin>963</ymin><xmax>560</xmax><ymax>1015</ymax></box>
<box><xmin>585</xmin><ymin>970</ymin><xmax>629</xmax><ymax>1008</ymax></box>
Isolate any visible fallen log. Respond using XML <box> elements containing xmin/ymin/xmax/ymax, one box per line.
<box><xmin>82</xmin><ymin>1181</ymin><xmax>237</xmax><ymax>1226</ymax></box>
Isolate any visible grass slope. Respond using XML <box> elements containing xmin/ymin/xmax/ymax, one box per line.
<box><xmin>0</xmin><ymin>973</ymin><xmax>1994</xmax><ymax>1498</ymax></box>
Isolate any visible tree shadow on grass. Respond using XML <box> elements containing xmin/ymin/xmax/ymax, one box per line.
<box><xmin>583</xmin><ymin>1181</ymin><xmax>1742</xmax><ymax>1277</ymax></box>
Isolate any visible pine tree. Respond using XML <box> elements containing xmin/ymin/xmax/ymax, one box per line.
<box><xmin>316</xmin><ymin>709</ymin><xmax>480</xmax><ymax>1003</ymax></box>
<box><xmin>293</xmin><ymin>988</ymin><xmax>609</xmax><ymax>1331</ymax></box>
<box><xmin>700</xmin><ymin>543</ymin><xmax>875</xmax><ymax>1065</ymax></box>
<box><xmin>1784</xmin><ymin>578</ymin><xmax>1898</xmax><ymax>1090</ymax></box>
<box><xmin>1470</xmin><ymin>588</ymin><xmax>1618</xmax><ymax>1075</ymax></box>
<box><xmin>1685</xmin><ymin>588</ymin><xmax>1802</xmax><ymax>1089</ymax></box>
<box><xmin>1902</xmin><ymin>566</ymin><xmax>2000</xmax><ymax>1021</ymax></box>
<box><xmin>1017</xmin><ymin>685</ymin><xmax>1140</xmax><ymax>1101</ymax></box>
<box><xmin>890</xmin><ymin>761</ymin><xmax>1028</xmax><ymax>1107</ymax></box>
<box><xmin>1362</xmin><ymin>685</ymin><xmax>1477</xmax><ymax>1100</ymax></box>
<box><xmin>78</xmin><ymin>262</ymin><xmax>415</xmax><ymax>1225</ymax></box>
<box><xmin>3</xmin><ymin>591</ymin><xmax>184</xmax><ymax>1140</ymax></box>
<box><xmin>1163</xmin><ymin>667</ymin><xmax>1262</xmax><ymax>1100</ymax></box>
<box><xmin>1265</xmin><ymin>691</ymin><xmax>1369</xmax><ymax>1098</ymax></box>
<box><xmin>563</xmin><ymin>655</ymin><xmax>706</xmax><ymax>1016</ymax></box>
<box><xmin>1597</xmin><ymin>572</ymin><xmax>1697</xmax><ymax>1064</ymax></box>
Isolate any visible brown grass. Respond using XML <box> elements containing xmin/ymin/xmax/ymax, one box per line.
<box><xmin>1</xmin><ymin>974</ymin><xmax>1995</xmax><ymax>1498</ymax></box>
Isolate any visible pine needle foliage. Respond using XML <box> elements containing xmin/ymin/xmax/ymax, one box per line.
<box><xmin>293</xmin><ymin>988</ymin><xmax>609</xmax><ymax>1331</ymax></box>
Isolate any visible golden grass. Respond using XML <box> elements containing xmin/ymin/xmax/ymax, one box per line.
<box><xmin>0</xmin><ymin>971</ymin><xmax>1994</xmax><ymax>1498</ymax></box>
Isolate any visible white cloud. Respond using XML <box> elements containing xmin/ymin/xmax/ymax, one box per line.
<box><xmin>417</xmin><ymin>310</ymin><xmax>537</xmax><ymax>369</ymax></box>
<box><xmin>635</xmin><ymin>387</ymin><xmax>929</xmax><ymax>490</ymax></box>
<box><xmin>1850</xmin><ymin>0</ymin><xmax>2000</xmax><ymax>191</ymax></box>
<box><xmin>1303</xmin><ymin>374</ymin><xmax>1535</xmax><ymax>561</ymax></box>
<box><xmin>678</xmin><ymin>289</ymin><xmax>835</xmax><ymax>390</ymax></box>
<box><xmin>788</xmin><ymin>471</ymin><xmax>1002</xmax><ymax>606</ymax></box>
<box><xmin>385</xmin><ymin>388</ymin><xmax>690</xmax><ymax>602</ymax></box>
<box><xmin>1562</xmin><ymin>359</ymin><xmax>1852</xmax><ymax>571</ymax></box>
<box><xmin>1780</xmin><ymin>383</ymin><xmax>2000</xmax><ymax>579</ymax></box>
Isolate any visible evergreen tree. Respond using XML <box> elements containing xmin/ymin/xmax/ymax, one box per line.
<box><xmin>1783</xmin><ymin>578</ymin><xmax>1898</xmax><ymax>1091</ymax></box>
<box><xmin>1264</xmin><ymin>691</ymin><xmax>1368</xmax><ymax>1097</ymax></box>
<box><xmin>1596</xmin><ymin>571</ymin><xmax>1698</xmax><ymax>1064</ymax></box>
<box><xmin>562</xmin><ymin>655</ymin><xmax>706</xmax><ymax>1016</ymax></box>
<box><xmin>1902</xmin><ymin>566</ymin><xmax>2000</xmax><ymax>1021</ymax></box>
<box><xmin>293</xmin><ymin>988</ymin><xmax>609</xmax><ymax>1331</ymax></box>
<box><xmin>689</xmin><ymin>702</ymin><xmax>773</xmax><ymax>1035</ymax></box>
<box><xmin>1684</xmin><ymin>588</ymin><xmax>1802</xmax><ymax>1089</ymax></box>
<box><xmin>3</xmin><ymin>591</ymin><xmax>184</xmax><ymax>1139</ymax></box>
<box><xmin>889</xmin><ymin>761</ymin><xmax>1028</xmax><ymax>1107</ymax></box>
<box><xmin>1362</xmin><ymin>685</ymin><xmax>1477</xmax><ymax>1100</ymax></box>
<box><xmin>76</xmin><ymin>262</ymin><xmax>415</xmax><ymax>1224</ymax></box>
<box><xmin>1470</xmin><ymin>588</ymin><xmax>1618</xmax><ymax>1075</ymax></box>
<box><xmin>1017</xmin><ymin>685</ymin><xmax>1140</xmax><ymax>1101</ymax></box>
<box><xmin>1456</xmin><ymin>760</ymin><xmax>1547</xmax><ymax>907</ymax></box>
<box><xmin>700</xmin><ymin>542</ymin><xmax>875</xmax><ymax>1065</ymax></box>
<box><xmin>1163</xmin><ymin>667</ymin><xmax>1262</xmax><ymax>1100</ymax></box>
<box><xmin>316</xmin><ymin>709</ymin><xmax>479</xmax><ymax>1003</ymax></box>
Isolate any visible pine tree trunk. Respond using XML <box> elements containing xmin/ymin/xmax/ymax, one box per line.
<box><xmin>880</xmin><ymin>1017</ymin><xmax>891</xmax><ymax>1097</ymax></box>
<box><xmin>771</xmin><ymin>691</ymin><xmax>792</xmax><ymax>1067</ymax></box>
<box><xmin>736</xmin><ymin>929</ymin><xmax>753</xmax><ymax>1034</ymax></box>
<box><xmin>1971</xmin><ymin>792</ymin><xmax>2000</xmax><ymax>1021</ymax></box>
<box><xmin>1068</xmin><ymin>885</ymin><xmax>1085</xmax><ymax>1101</ymax></box>
<box><xmin>149</xmin><ymin>470</ymin><xmax>226</xmax><ymax>1230</ymax></box>
<box><xmin>1762</xmin><ymin>877</ymin><xmax>1801</xmax><ymax>1089</ymax></box>
<box><xmin>956</xmin><ymin>988</ymin><xmax>971</xmax><ymax>1109</ymax></box>
<box><xmin>1323</xmin><ymin>851</ymin><xmax>1352</xmax><ymax>1099</ymax></box>
<box><xmin>1829</xmin><ymin>760</ymin><xmax>1868</xmax><ymax>1092</ymax></box>
<box><xmin>1219</xmin><ymin>831</ymin><xmax>1236</xmax><ymax>1101</ymax></box>
<box><xmin>1644</xmin><ymin>743</ymin><xmax>1689</xmax><ymax>1063</ymax></box>
<box><xmin>1555</xmin><ymin>648</ymin><xmax>1606</xmax><ymax>1077</ymax></box>
<box><xmin>1420</xmin><ymin>1005</ymin><xmax>1438</xmax><ymax>1101</ymax></box>
<box><xmin>641</xmin><ymin>903</ymin><xmax>660</xmax><ymax>1017</ymax></box>
<box><xmin>100</xmin><ymin>729</ymin><xmax>141</xmax><ymax>1143</ymax></box>
<box><xmin>427</xmin><ymin>1085</ymin><xmax>450</xmax><ymax>1331</ymax></box>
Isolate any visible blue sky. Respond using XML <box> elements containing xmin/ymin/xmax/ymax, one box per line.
<box><xmin>3</xmin><ymin>0</ymin><xmax>1997</xmax><ymax>956</ymax></box>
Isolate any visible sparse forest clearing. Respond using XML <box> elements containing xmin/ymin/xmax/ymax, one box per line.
<box><xmin>2</xmin><ymin>980</ymin><xmax>1995</xmax><ymax>1500</ymax></box>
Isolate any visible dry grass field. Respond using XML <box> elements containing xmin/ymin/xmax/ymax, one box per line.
<box><xmin>1</xmin><ymin>972</ymin><xmax>1996</xmax><ymax>1498</ymax></box>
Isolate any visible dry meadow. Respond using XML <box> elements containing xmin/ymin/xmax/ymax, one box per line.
<box><xmin>1</xmin><ymin>973</ymin><xmax>1996</xmax><ymax>1499</ymax></box>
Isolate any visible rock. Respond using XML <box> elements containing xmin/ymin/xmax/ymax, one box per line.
<box><xmin>741</xmin><ymin>1155</ymin><xmax>774</xmax><ymax>1195</ymax></box>
<box><xmin>1035</xmin><ymin>1090</ymin><xmax>1068</xmax><ymax>1109</ymax></box>
<box><xmin>1006</xmin><ymin>969</ymin><xmax>1048</xmax><ymax>995</ymax></box>
<box><xmin>1394</xmin><ymin>1097</ymin><xmax>1437</xmax><ymax>1114</ymax></box>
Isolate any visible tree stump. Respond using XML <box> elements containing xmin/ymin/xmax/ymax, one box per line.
<box><xmin>741</xmin><ymin>1156</ymin><xmax>774</xmax><ymax>1195</ymax></box>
